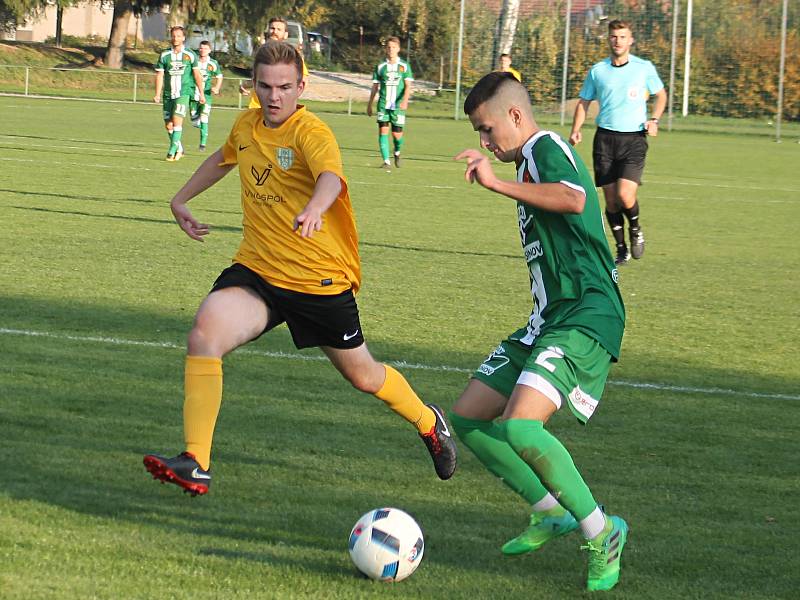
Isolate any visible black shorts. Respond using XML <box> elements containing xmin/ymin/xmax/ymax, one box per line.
<box><xmin>210</xmin><ymin>263</ymin><xmax>365</xmax><ymax>350</ymax></box>
<box><xmin>592</xmin><ymin>127</ymin><xmax>649</xmax><ymax>187</ymax></box>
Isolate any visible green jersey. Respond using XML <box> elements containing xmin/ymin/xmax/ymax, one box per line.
<box><xmin>514</xmin><ymin>130</ymin><xmax>625</xmax><ymax>358</ymax></box>
<box><xmin>196</xmin><ymin>56</ymin><xmax>222</xmax><ymax>95</ymax></box>
<box><xmin>155</xmin><ymin>46</ymin><xmax>199</xmax><ymax>99</ymax></box>
<box><xmin>372</xmin><ymin>59</ymin><xmax>414</xmax><ymax>110</ymax></box>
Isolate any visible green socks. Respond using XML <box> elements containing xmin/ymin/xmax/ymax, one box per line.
<box><xmin>169</xmin><ymin>126</ymin><xmax>183</xmax><ymax>156</ymax></box>
<box><xmin>504</xmin><ymin>418</ymin><xmax>598</xmax><ymax>521</ymax></box>
<box><xmin>199</xmin><ymin>122</ymin><xmax>208</xmax><ymax>146</ymax></box>
<box><xmin>450</xmin><ymin>413</ymin><xmax>552</xmax><ymax>505</ymax></box>
<box><xmin>379</xmin><ymin>133</ymin><xmax>390</xmax><ymax>161</ymax></box>
<box><xmin>393</xmin><ymin>133</ymin><xmax>404</xmax><ymax>154</ymax></box>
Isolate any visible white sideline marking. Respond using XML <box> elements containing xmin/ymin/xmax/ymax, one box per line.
<box><xmin>1</xmin><ymin>327</ymin><xmax>797</xmax><ymax>402</ymax></box>
<box><xmin>0</xmin><ymin>156</ymin><xmax>156</xmax><ymax>171</ymax></box>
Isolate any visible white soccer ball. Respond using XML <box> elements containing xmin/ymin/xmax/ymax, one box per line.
<box><xmin>348</xmin><ymin>507</ymin><xmax>424</xmax><ymax>582</ymax></box>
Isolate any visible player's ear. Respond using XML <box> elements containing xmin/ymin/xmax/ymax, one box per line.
<box><xmin>508</xmin><ymin>106</ymin><xmax>522</xmax><ymax>128</ymax></box>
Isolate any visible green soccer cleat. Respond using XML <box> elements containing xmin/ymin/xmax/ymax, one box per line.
<box><xmin>583</xmin><ymin>515</ymin><xmax>629</xmax><ymax>592</ymax></box>
<box><xmin>501</xmin><ymin>507</ymin><xmax>579</xmax><ymax>555</ymax></box>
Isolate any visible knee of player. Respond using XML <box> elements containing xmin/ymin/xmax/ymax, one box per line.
<box><xmin>187</xmin><ymin>325</ymin><xmax>221</xmax><ymax>357</ymax></box>
<box><xmin>347</xmin><ymin>369</ymin><xmax>382</xmax><ymax>394</ymax></box>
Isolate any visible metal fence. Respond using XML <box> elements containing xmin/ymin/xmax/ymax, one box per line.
<box><xmin>1</xmin><ymin>0</ymin><xmax>797</xmax><ymax>140</ymax></box>
<box><xmin>444</xmin><ymin>0</ymin><xmax>797</xmax><ymax>140</ymax></box>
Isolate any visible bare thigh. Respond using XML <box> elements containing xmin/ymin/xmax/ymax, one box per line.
<box><xmin>452</xmin><ymin>379</ymin><xmax>509</xmax><ymax>421</ymax></box>
<box><xmin>187</xmin><ymin>286</ymin><xmax>269</xmax><ymax>357</ymax></box>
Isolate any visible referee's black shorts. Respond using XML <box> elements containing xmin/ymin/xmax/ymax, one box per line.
<box><xmin>592</xmin><ymin>127</ymin><xmax>649</xmax><ymax>187</ymax></box>
<box><xmin>210</xmin><ymin>263</ymin><xmax>364</xmax><ymax>350</ymax></box>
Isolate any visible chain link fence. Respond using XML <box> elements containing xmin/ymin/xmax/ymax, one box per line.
<box><xmin>1</xmin><ymin>0</ymin><xmax>797</xmax><ymax>139</ymax></box>
<box><xmin>435</xmin><ymin>0</ymin><xmax>798</xmax><ymax>138</ymax></box>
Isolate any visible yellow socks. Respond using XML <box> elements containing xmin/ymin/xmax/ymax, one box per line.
<box><xmin>183</xmin><ymin>356</ymin><xmax>223</xmax><ymax>471</ymax></box>
<box><xmin>374</xmin><ymin>365</ymin><xmax>436</xmax><ymax>434</ymax></box>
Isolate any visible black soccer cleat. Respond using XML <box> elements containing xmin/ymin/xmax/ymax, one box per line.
<box><xmin>394</xmin><ymin>153</ymin><xmax>402</xmax><ymax>168</ymax></box>
<box><xmin>614</xmin><ymin>245</ymin><xmax>631</xmax><ymax>266</ymax></box>
<box><xmin>419</xmin><ymin>404</ymin><xmax>457</xmax><ymax>480</ymax></box>
<box><xmin>629</xmin><ymin>227</ymin><xmax>645</xmax><ymax>259</ymax></box>
<box><xmin>143</xmin><ymin>451</ymin><xmax>210</xmax><ymax>496</ymax></box>
<box><xmin>199</xmin><ymin>144</ymin><xmax>206</xmax><ymax>151</ymax></box>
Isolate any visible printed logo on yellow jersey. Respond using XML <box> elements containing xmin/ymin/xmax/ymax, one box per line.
<box><xmin>276</xmin><ymin>148</ymin><xmax>294</xmax><ymax>170</ymax></box>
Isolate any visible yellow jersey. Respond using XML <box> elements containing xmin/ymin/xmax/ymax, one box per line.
<box><xmin>219</xmin><ymin>106</ymin><xmax>361</xmax><ymax>295</ymax></box>
<box><xmin>248</xmin><ymin>59</ymin><xmax>309</xmax><ymax>109</ymax></box>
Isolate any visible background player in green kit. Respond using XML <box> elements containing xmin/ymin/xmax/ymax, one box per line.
<box><xmin>453</xmin><ymin>71</ymin><xmax>628</xmax><ymax>592</ymax></box>
<box><xmin>153</xmin><ymin>25</ymin><xmax>205</xmax><ymax>161</ymax></box>
<box><xmin>190</xmin><ymin>40</ymin><xmax>223</xmax><ymax>151</ymax></box>
<box><xmin>367</xmin><ymin>36</ymin><xmax>413</xmax><ymax>169</ymax></box>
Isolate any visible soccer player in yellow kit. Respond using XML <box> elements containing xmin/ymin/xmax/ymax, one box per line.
<box><xmin>144</xmin><ymin>41</ymin><xmax>456</xmax><ymax>495</ymax></box>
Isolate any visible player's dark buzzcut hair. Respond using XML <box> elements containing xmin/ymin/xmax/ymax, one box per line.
<box><xmin>608</xmin><ymin>19</ymin><xmax>632</xmax><ymax>32</ymax></box>
<box><xmin>199</xmin><ymin>40</ymin><xmax>211</xmax><ymax>48</ymax></box>
<box><xmin>463</xmin><ymin>71</ymin><xmax>522</xmax><ymax>116</ymax></box>
<box><xmin>386</xmin><ymin>36</ymin><xmax>401</xmax><ymax>45</ymax></box>
<box><xmin>252</xmin><ymin>40</ymin><xmax>304</xmax><ymax>84</ymax></box>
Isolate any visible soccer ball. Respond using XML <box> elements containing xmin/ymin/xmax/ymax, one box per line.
<box><xmin>348</xmin><ymin>507</ymin><xmax>424</xmax><ymax>582</ymax></box>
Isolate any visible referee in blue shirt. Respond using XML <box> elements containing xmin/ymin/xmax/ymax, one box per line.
<box><xmin>569</xmin><ymin>19</ymin><xmax>667</xmax><ymax>265</ymax></box>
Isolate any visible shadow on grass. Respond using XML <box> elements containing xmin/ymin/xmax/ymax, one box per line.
<box><xmin>2</xmin><ymin>294</ymin><xmax>799</xmax><ymax>593</ymax></box>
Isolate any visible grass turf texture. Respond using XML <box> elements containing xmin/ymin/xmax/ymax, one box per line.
<box><xmin>1</xmin><ymin>96</ymin><xmax>798</xmax><ymax>599</ymax></box>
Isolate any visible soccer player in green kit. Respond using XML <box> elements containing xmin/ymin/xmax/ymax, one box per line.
<box><xmin>153</xmin><ymin>25</ymin><xmax>205</xmax><ymax>161</ymax></box>
<box><xmin>453</xmin><ymin>71</ymin><xmax>628</xmax><ymax>592</ymax></box>
<box><xmin>367</xmin><ymin>36</ymin><xmax>413</xmax><ymax>169</ymax></box>
<box><xmin>190</xmin><ymin>40</ymin><xmax>223</xmax><ymax>151</ymax></box>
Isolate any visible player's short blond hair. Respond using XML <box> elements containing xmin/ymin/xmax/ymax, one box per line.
<box><xmin>386</xmin><ymin>36</ymin><xmax>401</xmax><ymax>46</ymax></box>
<box><xmin>252</xmin><ymin>40</ymin><xmax>303</xmax><ymax>83</ymax></box>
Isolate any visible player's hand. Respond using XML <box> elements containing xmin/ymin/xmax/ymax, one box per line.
<box><xmin>645</xmin><ymin>120</ymin><xmax>659</xmax><ymax>137</ymax></box>
<box><xmin>293</xmin><ymin>206</ymin><xmax>323</xmax><ymax>238</ymax></box>
<box><xmin>239</xmin><ymin>84</ymin><xmax>250</xmax><ymax>96</ymax></box>
<box><xmin>211</xmin><ymin>88</ymin><xmax>220</xmax><ymax>96</ymax></box>
<box><xmin>454</xmin><ymin>149</ymin><xmax>498</xmax><ymax>190</ymax></box>
<box><xmin>568</xmin><ymin>131</ymin><xmax>582</xmax><ymax>146</ymax></box>
<box><xmin>171</xmin><ymin>201</ymin><xmax>209</xmax><ymax>242</ymax></box>
<box><xmin>153</xmin><ymin>95</ymin><xmax>159</xmax><ymax>104</ymax></box>
<box><xmin>199</xmin><ymin>93</ymin><xmax>206</xmax><ymax>105</ymax></box>
<box><xmin>366</xmin><ymin>103</ymin><xmax>373</xmax><ymax>117</ymax></box>
<box><xmin>399</xmin><ymin>99</ymin><xmax>409</xmax><ymax>111</ymax></box>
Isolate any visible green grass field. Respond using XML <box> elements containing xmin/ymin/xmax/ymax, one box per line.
<box><xmin>1</xmin><ymin>95</ymin><xmax>798</xmax><ymax>599</ymax></box>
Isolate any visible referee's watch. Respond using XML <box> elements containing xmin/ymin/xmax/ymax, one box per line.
<box><xmin>651</xmin><ymin>117</ymin><xmax>660</xmax><ymax>123</ymax></box>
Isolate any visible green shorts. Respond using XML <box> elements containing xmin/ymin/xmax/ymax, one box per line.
<box><xmin>473</xmin><ymin>328</ymin><xmax>612</xmax><ymax>423</ymax></box>
<box><xmin>190</xmin><ymin>95</ymin><xmax>212</xmax><ymax>121</ymax></box>
<box><xmin>162</xmin><ymin>95</ymin><xmax>191</xmax><ymax>121</ymax></box>
<box><xmin>376</xmin><ymin>107</ymin><xmax>406</xmax><ymax>127</ymax></box>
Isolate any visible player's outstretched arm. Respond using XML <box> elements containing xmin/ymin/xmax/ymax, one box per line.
<box><xmin>569</xmin><ymin>99</ymin><xmax>591</xmax><ymax>145</ymax></box>
<box><xmin>170</xmin><ymin>149</ymin><xmax>234</xmax><ymax>241</ymax></box>
<box><xmin>153</xmin><ymin>71</ymin><xmax>164</xmax><ymax>103</ymax></box>
<box><xmin>192</xmin><ymin>68</ymin><xmax>206</xmax><ymax>104</ymax></box>
<box><xmin>293</xmin><ymin>171</ymin><xmax>342</xmax><ymax>238</ymax></box>
<box><xmin>399</xmin><ymin>80</ymin><xmax>412</xmax><ymax>111</ymax></box>
<box><xmin>366</xmin><ymin>83</ymin><xmax>379</xmax><ymax>116</ymax></box>
<box><xmin>455</xmin><ymin>149</ymin><xmax>585</xmax><ymax>214</ymax></box>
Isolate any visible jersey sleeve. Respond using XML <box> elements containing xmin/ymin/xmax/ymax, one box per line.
<box><xmin>531</xmin><ymin>135</ymin><xmax>585</xmax><ymax>194</ymax></box>
<box><xmin>645</xmin><ymin>61</ymin><xmax>665</xmax><ymax>94</ymax></box>
<box><xmin>578</xmin><ymin>70</ymin><xmax>595</xmax><ymax>101</ymax></box>
<box><xmin>405</xmin><ymin>62</ymin><xmax>414</xmax><ymax>81</ymax></box>
<box><xmin>190</xmin><ymin>51</ymin><xmax>200</xmax><ymax>69</ymax></box>
<box><xmin>219</xmin><ymin>112</ymin><xmax>248</xmax><ymax>166</ymax></box>
<box><xmin>297</xmin><ymin>121</ymin><xmax>346</xmax><ymax>184</ymax></box>
<box><xmin>154</xmin><ymin>53</ymin><xmax>165</xmax><ymax>72</ymax></box>
<box><xmin>372</xmin><ymin>64</ymin><xmax>380</xmax><ymax>83</ymax></box>
<box><xmin>213</xmin><ymin>60</ymin><xmax>223</xmax><ymax>78</ymax></box>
